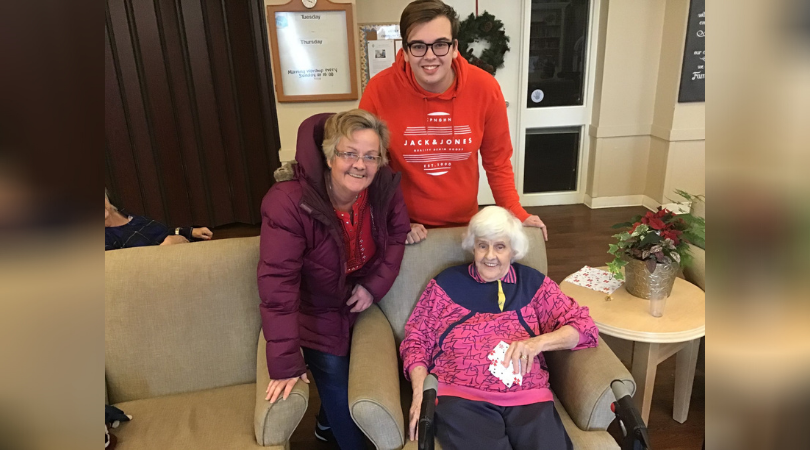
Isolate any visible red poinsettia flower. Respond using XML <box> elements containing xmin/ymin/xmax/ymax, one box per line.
<box><xmin>641</xmin><ymin>212</ymin><xmax>667</xmax><ymax>230</ymax></box>
<box><xmin>661</xmin><ymin>229</ymin><xmax>682</xmax><ymax>245</ymax></box>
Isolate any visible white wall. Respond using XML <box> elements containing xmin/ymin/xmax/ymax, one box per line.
<box><xmin>588</xmin><ymin>0</ymin><xmax>705</xmax><ymax>206</ymax></box>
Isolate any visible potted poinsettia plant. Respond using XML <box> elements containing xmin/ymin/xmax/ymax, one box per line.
<box><xmin>607</xmin><ymin>207</ymin><xmax>701</xmax><ymax>300</ymax></box>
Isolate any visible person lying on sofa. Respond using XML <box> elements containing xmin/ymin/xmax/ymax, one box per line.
<box><xmin>258</xmin><ymin>109</ymin><xmax>410</xmax><ymax>450</ymax></box>
<box><xmin>400</xmin><ymin>206</ymin><xmax>598</xmax><ymax>450</ymax></box>
<box><xmin>105</xmin><ymin>190</ymin><xmax>212</xmax><ymax>250</ymax></box>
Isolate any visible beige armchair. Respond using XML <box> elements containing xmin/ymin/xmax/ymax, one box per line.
<box><xmin>105</xmin><ymin>237</ymin><xmax>307</xmax><ymax>450</ymax></box>
<box><xmin>347</xmin><ymin>227</ymin><xmax>635</xmax><ymax>450</ymax></box>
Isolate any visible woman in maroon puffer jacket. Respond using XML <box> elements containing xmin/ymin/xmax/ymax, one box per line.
<box><xmin>258</xmin><ymin>110</ymin><xmax>410</xmax><ymax>449</ymax></box>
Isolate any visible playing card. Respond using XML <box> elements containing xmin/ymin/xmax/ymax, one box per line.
<box><xmin>488</xmin><ymin>341</ymin><xmax>511</xmax><ymax>361</ymax></box>
<box><xmin>487</xmin><ymin>341</ymin><xmax>522</xmax><ymax>387</ymax></box>
<box><xmin>488</xmin><ymin>361</ymin><xmax>514</xmax><ymax>387</ymax></box>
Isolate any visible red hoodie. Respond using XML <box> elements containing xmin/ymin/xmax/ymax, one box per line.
<box><xmin>360</xmin><ymin>51</ymin><xmax>529</xmax><ymax>227</ymax></box>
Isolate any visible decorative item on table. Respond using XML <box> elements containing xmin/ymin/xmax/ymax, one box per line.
<box><xmin>607</xmin><ymin>206</ymin><xmax>702</xmax><ymax>306</ymax></box>
<box><xmin>564</xmin><ymin>266</ymin><xmax>623</xmax><ymax>294</ymax></box>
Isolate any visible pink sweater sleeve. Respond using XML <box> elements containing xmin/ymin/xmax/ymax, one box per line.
<box><xmin>533</xmin><ymin>277</ymin><xmax>598</xmax><ymax>350</ymax></box>
<box><xmin>400</xmin><ymin>280</ymin><xmax>441</xmax><ymax>379</ymax></box>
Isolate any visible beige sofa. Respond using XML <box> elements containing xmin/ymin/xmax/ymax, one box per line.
<box><xmin>105</xmin><ymin>237</ymin><xmax>307</xmax><ymax>450</ymax></box>
<box><xmin>347</xmin><ymin>227</ymin><xmax>635</xmax><ymax>450</ymax></box>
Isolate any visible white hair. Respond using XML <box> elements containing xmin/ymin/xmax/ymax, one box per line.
<box><xmin>462</xmin><ymin>206</ymin><xmax>529</xmax><ymax>261</ymax></box>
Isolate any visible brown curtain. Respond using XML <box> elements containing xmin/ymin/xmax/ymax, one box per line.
<box><xmin>105</xmin><ymin>0</ymin><xmax>281</xmax><ymax>227</ymax></box>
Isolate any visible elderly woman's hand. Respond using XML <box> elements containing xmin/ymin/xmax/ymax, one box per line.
<box><xmin>265</xmin><ymin>373</ymin><xmax>309</xmax><ymax>403</ymax></box>
<box><xmin>503</xmin><ymin>326</ymin><xmax>581</xmax><ymax>376</ymax></box>
<box><xmin>522</xmin><ymin>215</ymin><xmax>548</xmax><ymax>241</ymax></box>
<box><xmin>346</xmin><ymin>284</ymin><xmax>374</xmax><ymax>313</ymax></box>
<box><xmin>503</xmin><ymin>338</ymin><xmax>543</xmax><ymax>377</ymax></box>
<box><xmin>409</xmin><ymin>390</ymin><xmax>423</xmax><ymax>441</ymax></box>
<box><xmin>408</xmin><ymin>366</ymin><xmax>428</xmax><ymax>441</ymax></box>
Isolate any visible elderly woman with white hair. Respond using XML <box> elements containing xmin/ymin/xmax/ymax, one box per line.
<box><xmin>400</xmin><ymin>206</ymin><xmax>598</xmax><ymax>450</ymax></box>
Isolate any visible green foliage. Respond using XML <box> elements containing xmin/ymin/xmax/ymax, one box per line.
<box><xmin>605</xmin><ymin>206</ymin><xmax>702</xmax><ymax>279</ymax></box>
<box><xmin>679</xmin><ymin>213</ymin><xmax>706</xmax><ymax>249</ymax></box>
<box><xmin>673</xmin><ymin>189</ymin><xmax>705</xmax><ymax>203</ymax></box>
<box><xmin>639</xmin><ymin>231</ymin><xmax>662</xmax><ymax>247</ymax></box>
<box><xmin>457</xmin><ymin>12</ymin><xmax>510</xmax><ymax>75</ymax></box>
<box><xmin>611</xmin><ymin>222</ymin><xmax>633</xmax><ymax>229</ymax></box>
<box><xmin>606</xmin><ymin>259</ymin><xmax>628</xmax><ymax>280</ymax></box>
<box><xmin>668</xmin><ymin>190</ymin><xmax>706</xmax><ymax>249</ymax></box>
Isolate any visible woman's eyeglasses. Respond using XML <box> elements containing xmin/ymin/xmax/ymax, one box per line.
<box><xmin>335</xmin><ymin>150</ymin><xmax>381</xmax><ymax>165</ymax></box>
<box><xmin>406</xmin><ymin>40</ymin><xmax>453</xmax><ymax>57</ymax></box>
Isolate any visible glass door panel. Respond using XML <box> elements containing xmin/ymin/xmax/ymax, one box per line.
<box><xmin>526</xmin><ymin>0</ymin><xmax>590</xmax><ymax>108</ymax></box>
<box><xmin>523</xmin><ymin>127</ymin><xmax>580</xmax><ymax>193</ymax></box>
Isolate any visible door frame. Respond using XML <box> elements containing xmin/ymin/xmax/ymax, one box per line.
<box><xmin>514</xmin><ymin>0</ymin><xmax>603</xmax><ymax>206</ymax></box>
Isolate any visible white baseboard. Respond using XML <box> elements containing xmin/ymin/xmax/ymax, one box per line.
<box><xmin>642</xmin><ymin>196</ymin><xmax>661</xmax><ymax>211</ymax></box>
<box><xmin>583</xmin><ymin>194</ymin><xmax>659</xmax><ymax>211</ymax></box>
<box><xmin>519</xmin><ymin>192</ymin><xmax>585</xmax><ymax>207</ymax></box>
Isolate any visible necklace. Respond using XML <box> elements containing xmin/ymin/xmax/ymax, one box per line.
<box><xmin>327</xmin><ymin>181</ymin><xmax>359</xmax><ymax>211</ymax></box>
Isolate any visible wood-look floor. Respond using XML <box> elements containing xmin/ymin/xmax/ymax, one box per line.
<box><xmin>212</xmin><ymin>204</ymin><xmax>704</xmax><ymax>449</ymax></box>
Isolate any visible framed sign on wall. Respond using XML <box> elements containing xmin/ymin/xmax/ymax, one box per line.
<box><xmin>266</xmin><ymin>0</ymin><xmax>358</xmax><ymax>102</ymax></box>
<box><xmin>678</xmin><ymin>0</ymin><xmax>705</xmax><ymax>103</ymax></box>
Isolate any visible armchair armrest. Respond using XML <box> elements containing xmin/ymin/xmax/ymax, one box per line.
<box><xmin>544</xmin><ymin>338</ymin><xmax>635</xmax><ymax>431</ymax></box>
<box><xmin>348</xmin><ymin>304</ymin><xmax>405</xmax><ymax>450</ymax></box>
<box><xmin>254</xmin><ymin>330</ymin><xmax>309</xmax><ymax>447</ymax></box>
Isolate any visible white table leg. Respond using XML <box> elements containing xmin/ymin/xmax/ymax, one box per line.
<box><xmin>673</xmin><ymin>338</ymin><xmax>701</xmax><ymax>423</ymax></box>
<box><xmin>631</xmin><ymin>341</ymin><xmax>659</xmax><ymax>425</ymax></box>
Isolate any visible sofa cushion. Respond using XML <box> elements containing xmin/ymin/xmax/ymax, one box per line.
<box><xmin>105</xmin><ymin>237</ymin><xmax>262</xmax><ymax>403</ymax></box>
<box><xmin>378</xmin><ymin>226</ymin><xmax>547</xmax><ymax>345</ymax></box>
<box><xmin>112</xmin><ymin>383</ymin><xmax>287</xmax><ymax>450</ymax></box>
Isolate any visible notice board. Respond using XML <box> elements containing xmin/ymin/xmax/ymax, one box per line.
<box><xmin>678</xmin><ymin>0</ymin><xmax>705</xmax><ymax>103</ymax></box>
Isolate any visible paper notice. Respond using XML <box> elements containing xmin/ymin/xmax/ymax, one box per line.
<box><xmin>368</xmin><ymin>40</ymin><xmax>395</xmax><ymax>79</ymax></box>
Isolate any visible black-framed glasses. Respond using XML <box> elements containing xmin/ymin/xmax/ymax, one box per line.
<box><xmin>335</xmin><ymin>150</ymin><xmax>381</xmax><ymax>165</ymax></box>
<box><xmin>406</xmin><ymin>40</ymin><xmax>454</xmax><ymax>57</ymax></box>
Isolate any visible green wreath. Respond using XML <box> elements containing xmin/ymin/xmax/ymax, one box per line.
<box><xmin>457</xmin><ymin>11</ymin><xmax>510</xmax><ymax>75</ymax></box>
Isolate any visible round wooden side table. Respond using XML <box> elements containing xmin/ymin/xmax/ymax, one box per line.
<box><xmin>560</xmin><ymin>268</ymin><xmax>705</xmax><ymax>424</ymax></box>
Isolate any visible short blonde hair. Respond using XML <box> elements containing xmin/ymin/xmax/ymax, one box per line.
<box><xmin>322</xmin><ymin>109</ymin><xmax>389</xmax><ymax>166</ymax></box>
<box><xmin>462</xmin><ymin>206</ymin><xmax>529</xmax><ymax>261</ymax></box>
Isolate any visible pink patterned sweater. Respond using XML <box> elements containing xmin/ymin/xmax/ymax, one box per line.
<box><xmin>400</xmin><ymin>263</ymin><xmax>598</xmax><ymax>406</ymax></box>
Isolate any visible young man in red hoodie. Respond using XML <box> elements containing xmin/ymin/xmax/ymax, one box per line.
<box><xmin>359</xmin><ymin>0</ymin><xmax>547</xmax><ymax>244</ymax></box>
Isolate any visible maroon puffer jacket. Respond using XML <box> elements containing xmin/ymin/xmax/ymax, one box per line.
<box><xmin>258</xmin><ymin>113</ymin><xmax>411</xmax><ymax>380</ymax></box>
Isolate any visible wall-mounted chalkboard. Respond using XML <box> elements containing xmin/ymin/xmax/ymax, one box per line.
<box><xmin>678</xmin><ymin>0</ymin><xmax>705</xmax><ymax>103</ymax></box>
